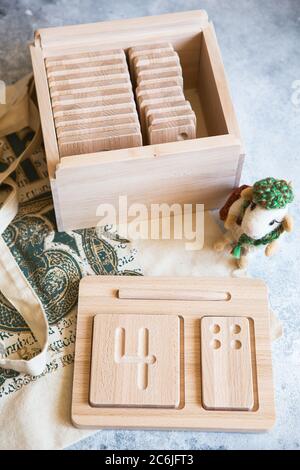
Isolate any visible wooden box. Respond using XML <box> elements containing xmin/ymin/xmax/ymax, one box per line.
<box><xmin>72</xmin><ymin>276</ymin><xmax>275</xmax><ymax>431</ymax></box>
<box><xmin>30</xmin><ymin>10</ymin><xmax>244</xmax><ymax>232</ymax></box>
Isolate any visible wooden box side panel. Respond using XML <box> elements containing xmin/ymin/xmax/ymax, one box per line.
<box><xmin>199</xmin><ymin>23</ymin><xmax>242</xmax><ymax>142</ymax></box>
<box><xmin>30</xmin><ymin>44</ymin><xmax>59</xmax><ymax>179</ymax></box>
<box><xmin>54</xmin><ymin>135</ymin><xmax>241</xmax><ymax>231</ymax></box>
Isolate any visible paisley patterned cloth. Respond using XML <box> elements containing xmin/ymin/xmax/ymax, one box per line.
<box><xmin>0</xmin><ymin>136</ymin><xmax>140</xmax><ymax>393</ymax></box>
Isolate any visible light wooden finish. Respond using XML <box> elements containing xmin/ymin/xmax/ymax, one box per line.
<box><xmin>47</xmin><ymin>67</ymin><xmax>129</xmax><ymax>85</ymax></box>
<box><xmin>90</xmin><ymin>314</ymin><xmax>181</xmax><ymax>408</ymax></box>
<box><xmin>136</xmin><ymin>66</ymin><xmax>183</xmax><ymax>83</ymax></box>
<box><xmin>54</xmin><ymin>102</ymin><xmax>137</xmax><ymax>123</ymax></box>
<box><xmin>138</xmin><ymin>90</ymin><xmax>185</xmax><ymax>141</ymax></box>
<box><xmin>144</xmin><ymin>100</ymin><xmax>192</xmax><ymax>125</ymax></box>
<box><xmin>148</xmin><ymin>118</ymin><xmax>196</xmax><ymax>144</ymax></box>
<box><xmin>130</xmin><ymin>42</ymin><xmax>196</xmax><ymax>145</ymax></box>
<box><xmin>50</xmin><ymin>77</ymin><xmax>131</xmax><ymax>95</ymax></box>
<box><xmin>54</xmin><ymin>134</ymin><xmax>242</xmax><ymax>229</ymax></box>
<box><xmin>137</xmin><ymin>72</ymin><xmax>184</xmax><ymax>88</ymax></box>
<box><xmin>29</xmin><ymin>45</ymin><xmax>60</xmax><ymax>178</ymax></box>
<box><xmin>58</xmin><ymin>125</ymin><xmax>142</xmax><ymax>157</ymax></box>
<box><xmin>201</xmin><ymin>316</ymin><xmax>254</xmax><ymax>410</ymax></box>
<box><xmin>148</xmin><ymin>109</ymin><xmax>196</xmax><ymax>126</ymax></box>
<box><xmin>46</xmin><ymin>58</ymin><xmax>128</xmax><ymax>77</ymax></box>
<box><xmin>128</xmin><ymin>42</ymin><xmax>173</xmax><ymax>62</ymax></box>
<box><xmin>44</xmin><ymin>46</ymin><xmax>142</xmax><ymax>156</ymax></box>
<box><xmin>45</xmin><ymin>48</ymin><xmax>125</xmax><ymax>66</ymax></box>
<box><xmin>118</xmin><ymin>288</ymin><xmax>230</xmax><ymax>301</ymax></box>
<box><xmin>51</xmin><ymin>88</ymin><xmax>134</xmax><ymax>106</ymax></box>
<box><xmin>56</xmin><ymin>116</ymin><xmax>139</xmax><ymax>137</ymax></box>
<box><xmin>135</xmin><ymin>60</ymin><xmax>182</xmax><ymax>76</ymax></box>
<box><xmin>72</xmin><ymin>276</ymin><xmax>275</xmax><ymax>431</ymax></box>
<box><xmin>133</xmin><ymin>51</ymin><xmax>180</xmax><ymax>68</ymax></box>
<box><xmin>30</xmin><ymin>10</ymin><xmax>244</xmax><ymax>231</ymax></box>
<box><xmin>136</xmin><ymin>80</ymin><xmax>184</xmax><ymax>96</ymax></box>
<box><xmin>52</xmin><ymin>96</ymin><xmax>134</xmax><ymax>116</ymax></box>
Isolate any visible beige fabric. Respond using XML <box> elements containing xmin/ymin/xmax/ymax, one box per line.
<box><xmin>0</xmin><ymin>75</ymin><xmax>48</xmax><ymax>376</ymax></box>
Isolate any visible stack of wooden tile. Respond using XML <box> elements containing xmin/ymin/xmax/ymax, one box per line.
<box><xmin>46</xmin><ymin>49</ymin><xmax>142</xmax><ymax>157</ymax></box>
<box><xmin>128</xmin><ymin>43</ymin><xmax>196</xmax><ymax>145</ymax></box>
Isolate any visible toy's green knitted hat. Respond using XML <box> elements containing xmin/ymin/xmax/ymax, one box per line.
<box><xmin>253</xmin><ymin>177</ymin><xmax>294</xmax><ymax>210</ymax></box>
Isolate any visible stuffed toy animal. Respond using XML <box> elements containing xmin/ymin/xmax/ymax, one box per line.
<box><xmin>214</xmin><ymin>177</ymin><xmax>294</xmax><ymax>269</ymax></box>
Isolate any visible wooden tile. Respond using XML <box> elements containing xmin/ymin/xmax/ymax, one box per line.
<box><xmin>128</xmin><ymin>42</ymin><xmax>173</xmax><ymax>62</ymax></box>
<box><xmin>47</xmin><ymin>67</ymin><xmax>129</xmax><ymax>85</ymax></box>
<box><xmin>72</xmin><ymin>275</ymin><xmax>275</xmax><ymax>431</ymax></box>
<box><xmin>135</xmin><ymin>60</ymin><xmax>182</xmax><ymax>76</ymax></box>
<box><xmin>52</xmin><ymin>95</ymin><xmax>135</xmax><ymax>117</ymax></box>
<box><xmin>138</xmin><ymin>89</ymin><xmax>185</xmax><ymax>140</ymax></box>
<box><xmin>51</xmin><ymin>87</ymin><xmax>134</xmax><ymax>106</ymax></box>
<box><xmin>137</xmin><ymin>73</ymin><xmax>183</xmax><ymax>88</ymax></box>
<box><xmin>58</xmin><ymin>125</ymin><xmax>142</xmax><ymax>156</ymax></box>
<box><xmin>56</xmin><ymin>115</ymin><xmax>139</xmax><ymax>136</ymax></box>
<box><xmin>47</xmin><ymin>62</ymin><xmax>128</xmax><ymax>79</ymax></box>
<box><xmin>144</xmin><ymin>100</ymin><xmax>192</xmax><ymax>126</ymax></box>
<box><xmin>89</xmin><ymin>313</ymin><xmax>181</xmax><ymax>408</ymax></box>
<box><xmin>138</xmin><ymin>87</ymin><xmax>184</xmax><ymax>103</ymax></box>
<box><xmin>148</xmin><ymin>108</ymin><xmax>196</xmax><ymax>126</ymax></box>
<box><xmin>201</xmin><ymin>316</ymin><xmax>254</xmax><ymax>411</ymax></box>
<box><xmin>54</xmin><ymin>105</ymin><xmax>137</xmax><ymax>127</ymax></box>
<box><xmin>49</xmin><ymin>77</ymin><xmax>131</xmax><ymax>95</ymax></box>
<box><xmin>46</xmin><ymin>57</ymin><xmax>127</xmax><ymax>76</ymax></box>
<box><xmin>136</xmin><ymin>65</ymin><xmax>182</xmax><ymax>82</ymax></box>
<box><xmin>133</xmin><ymin>50</ymin><xmax>179</xmax><ymax>68</ymax></box>
<box><xmin>148</xmin><ymin>118</ymin><xmax>196</xmax><ymax>144</ymax></box>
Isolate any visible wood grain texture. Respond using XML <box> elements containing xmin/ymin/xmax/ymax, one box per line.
<box><xmin>128</xmin><ymin>42</ymin><xmax>173</xmax><ymax>62</ymax></box>
<box><xmin>137</xmin><ymin>71</ymin><xmax>183</xmax><ymax>88</ymax></box>
<box><xmin>201</xmin><ymin>316</ymin><xmax>254</xmax><ymax>410</ymax></box>
<box><xmin>54</xmin><ymin>103</ymin><xmax>137</xmax><ymax>124</ymax></box>
<box><xmin>29</xmin><ymin>44</ymin><xmax>60</xmax><ymax>179</ymax></box>
<box><xmin>54</xmin><ymin>134</ymin><xmax>241</xmax><ymax>230</ymax></box>
<box><xmin>90</xmin><ymin>314</ymin><xmax>180</xmax><ymax>408</ymax></box>
<box><xmin>30</xmin><ymin>10</ymin><xmax>244</xmax><ymax>231</ymax></box>
<box><xmin>148</xmin><ymin>108</ymin><xmax>196</xmax><ymax>126</ymax></box>
<box><xmin>44</xmin><ymin>46</ymin><xmax>141</xmax><ymax>156</ymax></box>
<box><xmin>148</xmin><ymin>118</ymin><xmax>196</xmax><ymax>144</ymax></box>
<box><xmin>144</xmin><ymin>100</ymin><xmax>191</xmax><ymax>125</ymax></box>
<box><xmin>56</xmin><ymin>115</ymin><xmax>139</xmax><ymax>137</ymax></box>
<box><xmin>136</xmin><ymin>65</ymin><xmax>183</xmax><ymax>82</ymax></box>
<box><xmin>58</xmin><ymin>126</ymin><xmax>142</xmax><ymax>157</ymax></box>
<box><xmin>72</xmin><ymin>276</ymin><xmax>275</xmax><ymax>431</ymax></box>
<box><xmin>130</xmin><ymin>42</ymin><xmax>196</xmax><ymax>145</ymax></box>
<box><xmin>118</xmin><ymin>288</ymin><xmax>230</xmax><ymax>301</ymax></box>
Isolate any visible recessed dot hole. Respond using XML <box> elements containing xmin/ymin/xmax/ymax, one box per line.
<box><xmin>210</xmin><ymin>324</ymin><xmax>220</xmax><ymax>334</ymax></box>
<box><xmin>231</xmin><ymin>340</ymin><xmax>242</xmax><ymax>350</ymax></box>
<box><xmin>177</xmin><ymin>132</ymin><xmax>188</xmax><ymax>141</ymax></box>
<box><xmin>210</xmin><ymin>339</ymin><xmax>221</xmax><ymax>349</ymax></box>
<box><xmin>231</xmin><ymin>324</ymin><xmax>241</xmax><ymax>334</ymax></box>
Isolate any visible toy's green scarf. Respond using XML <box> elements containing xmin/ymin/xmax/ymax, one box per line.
<box><xmin>231</xmin><ymin>225</ymin><xmax>284</xmax><ymax>259</ymax></box>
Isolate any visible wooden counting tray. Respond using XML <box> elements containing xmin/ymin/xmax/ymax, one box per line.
<box><xmin>72</xmin><ymin>276</ymin><xmax>275</xmax><ymax>431</ymax></box>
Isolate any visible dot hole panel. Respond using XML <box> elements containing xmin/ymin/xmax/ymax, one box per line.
<box><xmin>201</xmin><ymin>316</ymin><xmax>254</xmax><ymax>411</ymax></box>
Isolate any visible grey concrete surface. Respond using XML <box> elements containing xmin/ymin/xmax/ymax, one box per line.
<box><xmin>0</xmin><ymin>0</ymin><xmax>299</xmax><ymax>450</ymax></box>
